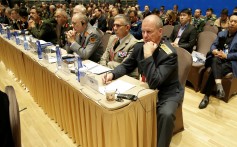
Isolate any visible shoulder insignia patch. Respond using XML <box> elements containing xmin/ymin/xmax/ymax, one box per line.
<box><xmin>160</xmin><ymin>44</ymin><xmax>172</xmax><ymax>54</ymax></box>
<box><xmin>90</xmin><ymin>37</ymin><xmax>96</xmax><ymax>43</ymax></box>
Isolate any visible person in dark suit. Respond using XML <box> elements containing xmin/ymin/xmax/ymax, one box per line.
<box><xmin>199</xmin><ymin>13</ymin><xmax>237</xmax><ymax>109</ymax></box>
<box><xmin>28</xmin><ymin>7</ymin><xmax>57</xmax><ymax>44</ymax></box>
<box><xmin>170</xmin><ymin>8</ymin><xmax>197</xmax><ymax>53</ymax></box>
<box><xmin>102</xmin><ymin>15</ymin><xmax>184</xmax><ymax>147</ymax></box>
<box><xmin>66</xmin><ymin>13</ymin><xmax>104</xmax><ymax>63</ymax></box>
<box><xmin>90</xmin><ymin>8</ymin><xmax>107</xmax><ymax>32</ymax></box>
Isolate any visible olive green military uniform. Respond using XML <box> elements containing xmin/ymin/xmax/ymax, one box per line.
<box><xmin>29</xmin><ymin>20</ymin><xmax>57</xmax><ymax>44</ymax></box>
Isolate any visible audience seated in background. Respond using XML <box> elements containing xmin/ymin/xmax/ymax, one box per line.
<box><xmin>128</xmin><ymin>10</ymin><xmax>142</xmax><ymax>40</ymax></box>
<box><xmin>214</xmin><ymin>8</ymin><xmax>229</xmax><ymax>32</ymax></box>
<box><xmin>9</xmin><ymin>8</ymin><xmax>22</xmax><ymax>30</ymax></box>
<box><xmin>143</xmin><ymin>5</ymin><xmax>151</xmax><ymax>18</ymax></box>
<box><xmin>199</xmin><ymin>13</ymin><xmax>237</xmax><ymax>109</ymax></box>
<box><xmin>151</xmin><ymin>8</ymin><xmax>160</xmax><ymax>17</ymax></box>
<box><xmin>66</xmin><ymin>13</ymin><xmax>104</xmax><ymax>62</ymax></box>
<box><xmin>99</xmin><ymin>14</ymin><xmax>138</xmax><ymax>78</ymax></box>
<box><xmin>204</xmin><ymin>8</ymin><xmax>216</xmax><ymax>24</ymax></box>
<box><xmin>73</xmin><ymin>4</ymin><xmax>87</xmax><ymax>15</ymax></box>
<box><xmin>170</xmin><ymin>9</ymin><xmax>197</xmax><ymax>53</ymax></box>
<box><xmin>163</xmin><ymin>10</ymin><xmax>178</xmax><ymax>26</ymax></box>
<box><xmin>191</xmin><ymin>9</ymin><xmax>205</xmax><ymax>33</ymax></box>
<box><xmin>90</xmin><ymin>8</ymin><xmax>107</xmax><ymax>32</ymax></box>
<box><xmin>106</xmin><ymin>7</ymin><xmax>119</xmax><ymax>34</ymax></box>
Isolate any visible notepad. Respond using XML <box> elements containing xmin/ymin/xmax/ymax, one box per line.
<box><xmin>83</xmin><ymin>62</ymin><xmax>112</xmax><ymax>74</ymax></box>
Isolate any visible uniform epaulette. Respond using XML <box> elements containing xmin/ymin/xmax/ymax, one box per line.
<box><xmin>160</xmin><ymin>43</ymin><xmax>173</xmax><ymax>54</ymax></box>
<box><xmin>84</xmin><ymin>31</ymin><xmax>90</xmax><ymax>37</ymax></box>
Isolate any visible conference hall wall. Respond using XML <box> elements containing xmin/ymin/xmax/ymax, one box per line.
<box><xmin>138</xmin><ymin>0</ymin><xmax>237</xmax><ymax>17</ymax></box>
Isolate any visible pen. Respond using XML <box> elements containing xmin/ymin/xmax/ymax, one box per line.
<box><xmin>105</xmin><ymin>72</ymin><xmax>107</xmax><ymax>84</ymax></box>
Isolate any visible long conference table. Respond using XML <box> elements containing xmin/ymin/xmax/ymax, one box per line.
<box><xmin>0</xmin><ymin>35</ymin><xmax>158</xmax><ymax>147</ymax></box>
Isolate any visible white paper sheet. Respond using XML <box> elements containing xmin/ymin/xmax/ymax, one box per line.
<box><xmin>99</xmin><ymin>80</ymin><xmax>135</xmax><ymax>95</ymax></box>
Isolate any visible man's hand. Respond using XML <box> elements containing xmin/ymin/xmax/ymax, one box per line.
<box><xmin>102</xmin><ymin>72</ymin><xmax>113</xmax><ymax>85</ymax></box>
<box><xmin>143</xmin><ymin>41</ymin><xmax>158</xmax><ymax>58</ymax></box>
<box><xmin>66</xmin><ymin>30</ymin><xmax>76</xmax><ymax>43</ymax></box>
<box><xmin>217</xmin><ymin>50</ymin><xmax>227</xmax><ymax>59</ymax></box>
<box><xmin>212</xmin><ymin>49</ymin><xmax>219</xmax><ymax>56</ymax></box>
<box><xmin>28</xmin><ymin>20</ymin><xmax>35</xmax><ymax>28</ymax></box>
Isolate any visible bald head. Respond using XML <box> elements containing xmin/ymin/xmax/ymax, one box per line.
<box><xmin>143</xmin><ymin>14</ymin><xmax>163</xmax><ymax>29</ymax></box>
<box><xmin>142</xmin><ymin>15</ymin><xmax>163</xmax><ymax>44</ymax></box>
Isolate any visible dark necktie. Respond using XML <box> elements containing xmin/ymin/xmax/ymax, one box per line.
<box><xmin>113</xmin><ymin>40</ymin><xmax>120</xmax><ymax>50</ymax></box>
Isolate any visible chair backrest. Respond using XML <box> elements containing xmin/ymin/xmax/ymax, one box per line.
<box><xmin>162</xmin><ymin>25</ymin><xmax>174</xmax><ymax>38</ymax></box>
<box><xmin>196</xmin><ymin>31</ymin><xmax>217</xmax><ymax>55</ymax></box>
<box><xmin>101</xmin><ymin>33</ymin><xmax>111</xmax><ymax>52</ymax></box>
<box><xmin>203</xmin><ymin>25</ymin><xmax>218</xmax><ymax>34</ymax></box>
<box><xmin>5</xmin><ymin>86</ymin><xmax>21</xmax><ymax>147</ymax></box>
<box><xmin>174</xmin><ymin>47</ymin><xmax>192</xmax><ymax>87</ymax></box>
<box><xmin>205</xmin><ymin>20</ymin><xmax>214</xmax><ymax>26</ymax></box>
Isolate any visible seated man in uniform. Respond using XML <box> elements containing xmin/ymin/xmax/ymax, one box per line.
<box><xmin>102</xmin><ymin>15</ymin><xmax>184</xmax><ymax>147</ymax></box>
<box><xmin>199</xmin><ymin>13</ymin><xmax>237</xmax><ymax>109</ymax></box>
<box><xmin>54</xmin><ymin>8</ymin><xmax>71</xmax><ymax>48</ymax></box>
<box><xmin>28</xmin><ymin>7</ymin><xmax>57</xmax><ymax>44</ymax></box>
<box><xmin>99</xmin><ymin>14</ymin><xmax>138</xmax><ymax>78</ymax></box>
<box><xmin>66</xmin><ymin>13</ymin><xmax>104</xmax><ymax>62</ymax></box>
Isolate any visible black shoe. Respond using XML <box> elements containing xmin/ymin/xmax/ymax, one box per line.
<box><xmin>199</xmin><ymin>96</ymin><xmax>209</xmax><ymax>109</ymax></box>
<box><xmin>216</xmin><ymin>89</ymin><xmax>225</xmax><ymax>99</ymax></box>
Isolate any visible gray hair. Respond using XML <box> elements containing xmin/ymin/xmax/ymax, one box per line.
<box><xmin>73</xmin><ymin>5</ymin><xmax>87</xmax><ymax>15</ymax></box>
<box><xmin>114</xmin><ymin>14</ymin><xmax>131</xmax><ymax>26</ymax></box>
<box><xmin>55</xmin><ymin>8</ymin><xmax>68</xmax><ymax>18</ymax></box>
<box><xmin>73</xmin><ymin>13</ymin><xmax>88</xmax><ymax>24</ymax></box>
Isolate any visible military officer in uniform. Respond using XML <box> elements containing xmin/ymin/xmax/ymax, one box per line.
<box><xmin>54</xmin><ymin>8</ymin><xmax>71</xmax><ymax>48</ymax></box>
<box><xmin>99</xmin><ymin>14</ymin><xmax>138</xmax><ymax>78</ymax></box>
<box><xmin>28</xmin><ymin>7</ymin><xmax>57</xmax><ymax>44</ymax></box>
<box><xmin>102</xmin><ymin>15</ymin><xmax>184</xmax><ymax>147</ymax></box>
<box><xmin>66</xmin><ymin>13</ymin><xmax>104</xmax><ymax>62</ymax></box>
<box><xmin>191</xmin><ymin>9</ymin><xmax>205</xmax><ymax>33</ymax></box>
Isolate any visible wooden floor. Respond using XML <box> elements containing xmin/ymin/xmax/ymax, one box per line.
<box><xmin>1</xmin><ymin>60</ymin><xmax>237</xmax><ymax>147</ymax></box>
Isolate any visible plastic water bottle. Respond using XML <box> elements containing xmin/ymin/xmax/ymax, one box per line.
<box><xmin>77</xmin><ymin>57</ymin><xmax>83</xmax><ymax>82</ymax></box>
<box><xmin>14</xmin><ymin>31</ymin><xmax>20</xmax><ymax>45</ymax></box>
<box><xmin>55</xmin><ymin>45</ymin><xmax>62</xmax><ymax>69</ymax></box>
<box><xmin>23</xmin><ymin>35</ymin><xmax>29</xmax><ymax>50</ymax></box>
<box><xmin>0</xmin><ymin>24</ymin><xmax>2</xmax><ymax>34</ymax></box>
<box><xmin>36</xmin><ymin>40</ymin><xmax>42</xmax><ymax>59</ymax></box>
<box><xmin>6</xmin><ymin>27</ymin><xmax>11</xmax><ymax>40</ymax></box>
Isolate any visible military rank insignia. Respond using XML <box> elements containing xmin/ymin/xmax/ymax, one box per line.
<box><xmin>90</xmin><ymin>37</ymin><xmax>96</xmax><ymax>43</ymax></box>
<box><xmin>160</xmin><ymin>44</ymin><xmax>172</xmax><ymax>54</ymax></box>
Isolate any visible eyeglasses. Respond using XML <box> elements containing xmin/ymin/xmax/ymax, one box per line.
<box><xmin>113</xmin><ymin>24</ymin><xmax>127</xmax><ymax>28</ymax></box>
<box><xmin>54</xmin><ymin>15</ymin><xmax>62</xmax><ymax>19</ymax></box>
